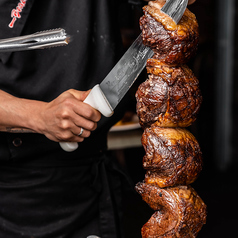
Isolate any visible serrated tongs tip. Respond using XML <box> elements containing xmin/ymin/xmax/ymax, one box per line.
<box><xmin>0</xmin><ymin>28</ymin><xmax>71</xmax><ymax>52</ymax></box>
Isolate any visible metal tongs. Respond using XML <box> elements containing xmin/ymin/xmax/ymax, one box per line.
<box><xmin>0</xmin><ymin>28</ymin><xmax>70</xmax><ymax>52</ymax></box>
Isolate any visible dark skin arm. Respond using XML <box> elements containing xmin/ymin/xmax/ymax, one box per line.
<box><xmin>0</xmin><ymin>89</ymin><xmax>101</xmax><ymax>142</ymax></box>
<box><xmin>0</xmin><ymin>0</ymin><xmax>196</xmax><ymax>142</ymax></box>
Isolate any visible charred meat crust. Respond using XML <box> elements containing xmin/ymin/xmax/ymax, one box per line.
<box><xmin>136</xmin><ymin>60</ymin><xmax>202</xmax><ymax>128</ymax></box>
<box><xmin>140</xmin><ymin>3</ymin><xmax>199</xmax><ymax>65</ymax></box>
<box><xmin>135</xmin><ymin>182</ymin><xmax>207</xmax><ymax>238</ymax></box>
<box><xmin>141</xmin><ymin>127</ymin><xmax>203</xmax><ymax>188</ymax></box>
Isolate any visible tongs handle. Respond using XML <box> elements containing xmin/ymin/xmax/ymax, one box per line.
<box><xmin>0</xmin><ymin>28</ymin><xmax>70</xmax><ymax>52</ymax></box>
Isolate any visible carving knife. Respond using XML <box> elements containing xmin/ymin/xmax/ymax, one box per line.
<box><xmin>60</xmin><ymin>0</ymin><xmax>188</xmax><ymax>152</ymax></box>
<box><xmin>59</xmin><ymin>34</ymin><xmax>154</xmax><ymax>151</ymax></box>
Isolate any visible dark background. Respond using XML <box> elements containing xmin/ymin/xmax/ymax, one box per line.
<box><xmin>113</xmin><ymin>0</ymin><xmax>238</xmax><ymax>237</ymax></box>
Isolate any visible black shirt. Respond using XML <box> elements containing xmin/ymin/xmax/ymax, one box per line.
<box><xmin>0</xmin><ymin>0</ymin><xmax>127</xmax><ymax>164</ymax></box>
<box><xmin>0</xmin><ymin>0</ymin><xmax>132</xmax><ymax>237</ymax></box>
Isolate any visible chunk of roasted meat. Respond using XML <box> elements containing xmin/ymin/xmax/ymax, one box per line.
<box><xmin>135</xmin><ymin>182</ymin><xmax>207</xmax><ymax>238</ymax></box>
<box><xmin>136</xmin><ymin>59</ymin><xmax>202</xmax><ymax>128</ymax></box>
<box><xmin>135</xmin><ymin>1</ymin><xmax>206</xmax><ymax>237</ymax></box>
<box><xmin>140</xmin><ymin>1</ymin><xmax>199</xmax><ymax>65</ymax></box>
<box><xmin>141</xmin><ymin>127</ymin><xmax>203</xmax><ymax>188</ymax></box>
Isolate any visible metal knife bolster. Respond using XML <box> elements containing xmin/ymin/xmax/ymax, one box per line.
<box><xmin>100</xmin><ymin>34</ymin><xmax>154</xmax><ymax>110</ymax></box>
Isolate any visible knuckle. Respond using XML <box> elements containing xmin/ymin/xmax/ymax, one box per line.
<box><xmin>84</xmin><ymin>109</ymin><xmax>94</xmax><ymax>119</ymax></box>
<box><xmin>84</xmin><ymin>131</ymin><xmax>91</xmax><ymax>138</ymax></box>
<box><xmin>58</xmin><ymin>133</ymin><xmax>72</xmax><ymax>142</ymax></box>
<box><xmin>61</xmin><ymin>110</ymin><xmax>70</xmax><ymax>120</ymax></box>
<box><xmin>95</xmin><ymin>113</ymin><xmax>101</xmax><ymax>122</ymax></box>
<box><xmin>92</xmin><ymin>123</ymin><xmax>97</xmax><ymax>131</ymax></box>
<box><xmin>60</xmin><ymin>90</ymin><xmax>73</xmax><ymax>100</ymax></box>
<box><xmin>78</xmin><ymin>138</ymin><xmax>84</xmax><ymax>142</ymax></box>
<box><xmin>60</xmin><ymin>135</ymin><xmax>69</xmax><ymax>141</ymax></box>
<box><xmin>56</xmin><ymin>105</ymin><xmax>71</xmax><ymax>120</ymax></box>
<box><xmin>63</xmin><ymin>97</ymin><xmax>74</xmax><ymax>108</ymax></box>
<box><xmin>89</xmin><ymin>111</ymin><xmax>101</xmax><ymax>123</ymax></box>
<box><xmin>60</xmin><ymin>120</ymin><xmax>71</xmax><ymax>130</ymax></box>
<box><xmin>87</xmin><ymin>121</ymin><xmax>97</xmax><ymax>131</ymax></box>
<box><xmin>66</xmin><ymin>89</ymin><xmax>74</xmax><ymax>94</ymax></box>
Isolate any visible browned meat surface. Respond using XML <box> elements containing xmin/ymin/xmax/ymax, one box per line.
<box><xmin>134</xmin><ymin>1</ymin><xmax>206</xmax><ymax>237</ymax></box>
<box><xmin>140</xmin><ymin>1</ymin><xmax>199</xmax><ymax>65</ymax></box>
<box><xmin>136</xmin><ymin>59</ymin><xmax>202</xmax><ymax>128</ymax></box>
<box><xmin>135</xmin><ymin>182</ymin><xmax>207</xmax><ymax>238</ymax></box>
<box><xmin>141</xmin><ymin>127</ymin><xmax>203</xmax><ymax>188</ymax></box>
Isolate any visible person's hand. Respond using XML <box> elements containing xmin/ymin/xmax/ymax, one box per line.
<box><xmin>36</xmin><ymin>89</ymin><xmax>101</xmax><ymax>142</ymax></box>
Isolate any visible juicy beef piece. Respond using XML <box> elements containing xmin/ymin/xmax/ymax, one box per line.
<box><xmin>136</xmin><ymin>59</ymin><xmax>202</xmax><ymax>128</ymax></box>
<box><xmin>135</xmin><ymin>2</ymin><xmax>206</xmax><ymax>237</ymax></box>
<box><xmin>142</xmin><ymin>127</ymin><xmax>203</xmax><ymax>188</ymax></box>
<box><xmin>135</xmin><ymin>182</ymin><xmax>207</xmax><ymax>238</ymax></box>
<box><xmin>140</xmin><ymin>1</ymin><xmax>199</xmax><ymax>65</ymax></box>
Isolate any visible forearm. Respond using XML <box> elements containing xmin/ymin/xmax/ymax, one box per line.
<box><xmin>0</xmin><ymin>90</ymin><xmax>45</xmax><ymax>133</ymax></box>
<box><xmin>0</xmin><ymin>89</ymin><xmax>101</xmax><ymax>142</ymax></box>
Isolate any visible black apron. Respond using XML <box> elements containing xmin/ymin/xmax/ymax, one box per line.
<box><xmin>0</xmin><ymin>0</ymin><xmax>131</xmax><ymax>237</ymax></box>
<box><xmin>0</xmin><ymin>151</ymin><xmax>127</xmax><ymax>238</ymax></box>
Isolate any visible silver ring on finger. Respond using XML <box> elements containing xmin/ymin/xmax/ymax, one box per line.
<box><xmin>78</xmin><ymin>127</ymin><xmax>84</xmax><ymax>136</ymax></box>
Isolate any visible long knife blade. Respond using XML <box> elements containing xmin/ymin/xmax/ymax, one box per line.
<box><xmin>99</xmin><ymin>0</ymin><xmax>188</xmax><ymax>110</ymax></box>
<box><xmin>100</xmin><ymin>34</ymin><xmax>154</xmax><ymax>110</ymax></box>
<box><xmin>60</xmin><ymin>0</ymin><xmax>189</xmax><ymax>152</ymax></box>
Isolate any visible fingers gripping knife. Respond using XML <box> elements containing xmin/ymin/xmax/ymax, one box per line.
<box><xmin>60</xmin><ymin>36</ymin><xmax>154</xmax><ymax>152</ymax></box>
<box><xmin>60</xmin><ymin>0</ymin><xmax>188</xmax><ymax>152</ymax></box>
<box><xmin>0</xmin><ymin>0</ymin><xmax>188</xmax><ymax>152</ymax></box>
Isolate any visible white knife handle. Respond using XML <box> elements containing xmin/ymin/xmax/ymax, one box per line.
<box><xmin>83</xmin><ymin>84</ymin><xmax>114</xmax><ymax>117</ymax></box>
<box><xmin>59</xmin><ymin>84</ymin><xmax>114</xmax><ymax>152</ymax></box>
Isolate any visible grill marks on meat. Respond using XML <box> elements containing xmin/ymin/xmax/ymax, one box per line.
<box><xmin>135</xmin><ymin>1</ymin><xmax>206</xmax><ymax>237</ymax></box>
<box><xmin>136</xmin><ymin>74</ymin><xmax>168</xmax><ymax>127</ymax></box>
<box><xmin>140</xmin><ymin>13</ymin><xmax>174</xmax><ymax>63</ymax></box>
<box><xmin>142</xmin><ymin>127</ymin><xmax>203</xmax><ymax>188</ymax></box>
<box><xmin>135</xmin><ymin>183</ymin><xmax>207</xmax><ymax>238</ymax></box>
<box><xmin>136</xmin><ymin>59</ymin><xmax>202</xmax><ymax>128</ymax></box>
<box><xmin>140</xmin><ymin>2</ymin><xmax>199</xmax><ymax>65</ymax></box>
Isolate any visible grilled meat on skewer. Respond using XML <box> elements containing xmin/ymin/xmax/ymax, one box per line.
<box><xmin>136</xmin><ymin>60</ymin><xmax>202</xmax><ymax>128</ymax></box>
<box><xmin>142</xmin><ymin>127</ymin><xmax>203</xmax><ymax>188</ymax></box>
<box><xmin>135</xmin><ymin>182</ymin><xmax>207</xmax><ymax>238</ymax></box>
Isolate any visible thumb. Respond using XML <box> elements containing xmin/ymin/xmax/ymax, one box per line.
<box><xmin>79</xmin><ymin>90</ymin><xmax>91</xmax><ymax>101</ymax></box>
<box><xmin>68</xmin><ymin>89</ymin><xmax>91</xmax><ymax>101</ymax></box>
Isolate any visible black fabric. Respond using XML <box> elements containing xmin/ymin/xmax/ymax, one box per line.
<box><xmin>0</xmin><ymin>154</ymin><xmax>125</xmax><ymax>238</ymax></box>
<box><xmin>0</xmin><ymin>0</ymin><xmax>127</xmax><ymax>159</ymax></box>
<box><xmin>128</xmin><ymin>0</ymin><xmax>143</xmax><ymax>5</ymax></box>
<box><xmin>0</xmin><ymin>0</ymin><xmax>130</xmax><ymax>237</ymax></box>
